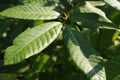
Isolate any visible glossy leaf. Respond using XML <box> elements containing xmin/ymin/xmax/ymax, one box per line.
<box><xmin>4</xmin><ymin>22</ymin><xmax>62</xmax><ymax>65</ymax></box>
<box><xmin>63</xmin><ymin>25</ymin><xmax>106</xmax><ymax>80</ymax></box>
<box><xmin>0</xmin><ymin>4</ymin><xmax>60</xmax><ymax>20</ymax></box>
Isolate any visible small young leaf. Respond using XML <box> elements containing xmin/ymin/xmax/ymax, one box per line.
<box><xmin>4</xmin><ymin>22</ymin><xmax>62</xmax><ymax>65</ymax></box>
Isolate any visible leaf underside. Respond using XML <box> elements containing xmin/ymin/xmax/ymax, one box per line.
<box><xmin>4</xmin><ymin>22</ymin><xmax>62</xmax><ymax>65</ymax></box>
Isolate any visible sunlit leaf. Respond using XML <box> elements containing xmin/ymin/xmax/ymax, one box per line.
<box><xmin>4</xmin><ymin>22</ymin><xmax>62</xmax><ymax>65</ymax></box>
<box><xmin>18</xmin><ymin>0</ymin><xmax>60</xmax><ymax>6</ymax></box>
<box><xmin>0</xmin><ymin>4</ymin><xmax>60</xmax><ymax>20</ymax></box>
<box><xmin>104</xmin><ymin>0</ymin><xmax>120</xmax><ymax>11</ymax></box>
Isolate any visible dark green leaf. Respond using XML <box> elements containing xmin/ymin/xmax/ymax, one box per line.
<box><xmin>63</xmin><ymin>25</ymin><xmax>106</xmax><ymax>80</ymax></box>
<box><xmin>0</xmin><ymin>73</ymin><xmax>16</xmax><ymax>80</ymax></box>
<box><xmin>0</xmin><ymin>21</ymin><xmax>12</xmax><ymax>37</ymax></box>
<box><xmin>105</xmin><ymin>55</ymin><xmax>120</xmax><ymax>80</ymax></box>
<box><xmin>69</xmin><ymin>1</ymin><xmax>120</xmax><ymax>31</ymax></box>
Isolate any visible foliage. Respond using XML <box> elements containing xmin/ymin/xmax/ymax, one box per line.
<box><xmin>0</xmin><ymin>0</ymin><xmax>120</xmax><ymax>80</ymax></box>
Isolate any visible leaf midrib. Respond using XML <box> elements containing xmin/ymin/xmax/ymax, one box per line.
<box><xmin>2</xmin><ymin>11</ymin><xmax>59</xmax><ymax>16</ymax></box>
<box><xmin>6</xmin><ymin>23</ymin><xmax>61</xmax><ymax>63</ymax></box>
<box><xmin>68</xmin><ymin>29</ymin><xmax>93</xmax><ymax>69</ymax></box>
<box><xmin>67</xmin><ymin>28</ymin><xmax>102</xmax><ymax>79</ymax></box>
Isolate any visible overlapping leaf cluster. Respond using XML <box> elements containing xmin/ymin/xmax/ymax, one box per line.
<box><xmin>0</xmin><ymin>0</ymin><xmax>120</xmax><ymax>80</ymax></box>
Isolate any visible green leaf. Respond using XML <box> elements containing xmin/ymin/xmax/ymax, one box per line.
<box><xmin>30</xmin><ymin>53</ymin><xmax>55</xmax><ymax>72</ymax></box>
<box><xmin>82</xmin><ymin>28</ymin><xmax>99</xmax><ymax>49</ymax></box>
<box><xmin>4</xmin><ymin>22</ymin><xmax>62</xmax><ymax>65</ymax></box>
<box><xmin>24</xmin><ymin>71</ymin><xmax>39</xmax><ymax>80</ymax></box>
<box><xmin>18</xmin><ymin>0</ymin><xmax>60</xmax><ymax>6</ymax></box>
<box><xmin>70</xmin><ymin>12</ymin><xmax>120</xmax><ymax>32</ymax></box>
<box><xmin>105</xmin><ymin>55</ymin><xmax>120</xmax><ymax>80</ymax></box>
<box><xmin>88</xmin><ymin>1</ymin><xmax>105</xmax><ymax>7</ymax></box>
<box><xmin>69</xmin><ymin>1</ymin><xmax>120</xmax><ymax>31</ymax></box>
<box><xmin>112</xmin><ymin>31</ymin><xmax>120</xmax><ymax>42</ymax></box>
<box><xmin>17</xmin><ymin>0</ymin><xmax>64</xmax><ymax>13</ymax></box>
<box><xmin>113</xmin><ymin>75</ymin><xmax>120</xmax><ymax>80</ymax></box>
<box><xmin>0</xmin><ymin>4</ymin><xmax>60</xmax><ymax>20</ymax></box>
<box><xmin>2</xmin><ymin>62</ymin><xmax>29</xmax><ymax>73</ymax></box>
<box><xmin>0</xmin><ymin>73</ymin><xmax>16</xmax><ymax>80</ymax></box>
<box><xmin>85</xmin><ymin>1</ymin><xmax>111</xmax><ymax>22</ymax></box>
<box><xmin>70</xmin><ymin>1</ymin><xmax>111</xmax><ymax>22</ymax></box>
<box><xmin>68</xmin><ymin>72</ymin><xmax>87</xmax><ymax>80</ymax></box>
<box><xmin>63</xmin><ymin>25</ymin><xmax>106</xmax><ymax>80</ymax></box>
<box><xmin>104</xmin><ymin>0</ymin><xmax>120</xmax><ymax>11</ymax></box>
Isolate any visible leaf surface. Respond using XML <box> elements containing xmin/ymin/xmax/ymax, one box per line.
<box><xmin>105</xmin><ymin>54</ymin><xmax>120</xmax><ymax>80</ymax></box>
<box><xmin>63</xmin><ymin>25</ymin><xmax>106</xmax><ymax>80</ymax></box>
<box><xmin>0</xmin><ymin>4</ymin><xmax>60</xmax><ymax>20</ymax></box>
<box><xmin>0</xmin><ymin>73</ymin><xmax>16</xmax><ymax>80</ymax></box>
<box><xmin>18</xmin><ymin>0</ymin><xmax>60</xmax><ymax>6</ymax></box>
<box><xmin>4</xmin><ymin>22</ymin><xmax>62</xmax><ymax>65</ymax></box>
<box><xmin>104</xmin><ymin>0</ymin><xmax>120</xmax><ymax>11</ymax></box>
<box><xmin>69</xmin><ymin>1</ymin><xmax>120</xmax><ymax>31</ymax></box>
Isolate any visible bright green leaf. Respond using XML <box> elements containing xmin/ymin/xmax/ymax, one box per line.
<box><xmin>18</xmin><ymin>0</ymin><xmax>60</xmax><ymax>6</ymax></box>
<box><xmin>0</xmin><ymin>4</ymin><xmax>60</xmax><ymax>20</ymax></box>
<box><xmin>4</xmin><ymin>22</ymin><xmax>62</xmax><ymax>65</ymax></box>
<box><xmin>112</xmin><ymin>31</ymin><xmax>120</xmax><ymax>42</ymax></box>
